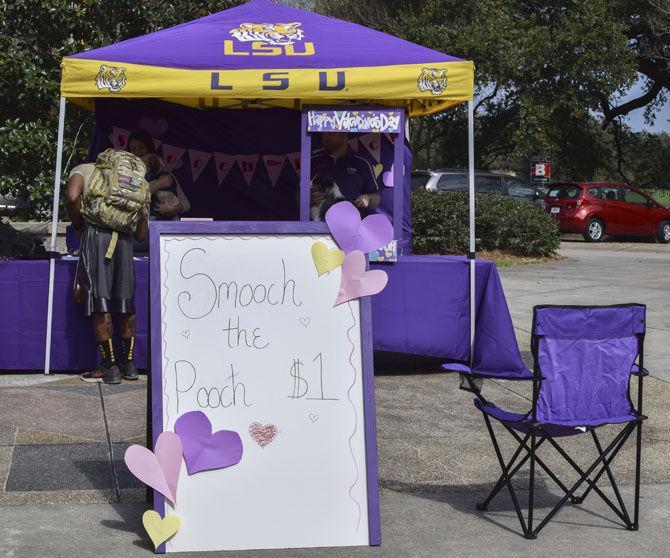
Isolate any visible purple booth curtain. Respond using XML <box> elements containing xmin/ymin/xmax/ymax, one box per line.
<box><xmin>86</xmin><ymin>99</ymin><xmax>413</xmax><ymax>249</ymax></box>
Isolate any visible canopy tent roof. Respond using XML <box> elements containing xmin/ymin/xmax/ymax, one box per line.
<box><xmin>61</xmin><ymin>0</ymin><xmax>473</xmax><ymax>116</ymax></box>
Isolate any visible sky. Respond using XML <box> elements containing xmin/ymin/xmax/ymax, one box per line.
<box><xmin>615</xmin><ymin>76</ymin><xmax>670</xmax><ymax>134</ymax></box>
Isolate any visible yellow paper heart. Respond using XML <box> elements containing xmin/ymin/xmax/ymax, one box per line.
<box><xmin>311</xmin><ymin>241</ymin><xmax>345</xmax><ymax>276</ymax></box>
<box><xmin>374</xmin><ymin>164</ymin><xmax>384</xmax><ymax>178</ymax></box>
<box><xmin>143</xmin><ymin>510</ymin><xmax>180</xmax><ymax>549</ymax></box>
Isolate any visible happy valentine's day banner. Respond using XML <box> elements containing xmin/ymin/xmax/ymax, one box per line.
<box><xmin>307</xmin><ymin>109</ymin><xmax>403</xmax><ymax>134</ymax></box>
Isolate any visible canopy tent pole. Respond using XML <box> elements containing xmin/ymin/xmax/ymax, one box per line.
<box><xmin>468</xmin><ymin>100</ymin><xmax>476</xmax><ymax>368</ymax></box>
<box><xmin>299</xmin><ymin>110</ymin><xmax>311</xmax><ymax>221</ymax></box>
<box><xmin>392</xmin><ymin>109</ymin><xmax>406</xmax><ymax>242</ymax></box>
<box><xmin>44</xmin><ymin>96</ymin><xmax>67</xmax><ymax>375</ymax></box>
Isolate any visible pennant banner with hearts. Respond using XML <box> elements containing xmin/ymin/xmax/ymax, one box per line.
<box><xmin>262</xmin><ymin>155</ymin><xmax>286</xmax><ymax>187</ymax></box>
<box><xmin>188</xmin><ymin>149</ymin><xmax>213</xmax><ymax>183</ymax></box>
<box><xmin>109</xmin><ymin>126</ymin><xmax>130</xmax><ymax>150</ymax></box>
<box><xmin>286</xmin><ymin>152</ymin><xmax>301</xmax><ymax>175</ymax></box>
<box><xmin>161</xmin><ymin>144</ymin><xmax>186</xmax><ymax>172</ymax></box>
<box><xmin>213</xmin><ymin>152</ymin><xmax>236</xmax><ymax>185</ymax></box>
<box><xmin>359</xmin><ymin>133</ymin><xmax>381</xmax><ymax>163</ymax></box>
<box><xmin>236</xmin><ymin>154</ymin><xmax>259</xmax><ymax>186</ymax></box>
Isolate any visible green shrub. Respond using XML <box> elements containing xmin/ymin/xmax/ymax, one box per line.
<box><xmin>644</xmin><ymin>189</ymin><xmax>670</xmax><ymax>208</ymax></box>
<box><xmin>412</xmin><ymin>190</ymin><xmax>560</xmax><ymax>257</ymax></box>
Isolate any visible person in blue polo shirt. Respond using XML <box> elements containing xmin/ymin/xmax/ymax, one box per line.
<box><xmin>311</xmin><ymin>132</ymin><xmax>381</xmax><ymax>217</ymax></box>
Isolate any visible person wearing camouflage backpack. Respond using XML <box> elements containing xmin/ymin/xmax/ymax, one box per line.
<box><xmin>66</xmin><ymin>149</ymin><xmax>150</xmax><ymax>385</ymax></box>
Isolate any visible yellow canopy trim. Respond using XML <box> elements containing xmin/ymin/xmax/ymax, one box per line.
<box><xmin>62</xmin><ymin>58</ymin><xmax>474</xmax><ymax>117</ymax></box>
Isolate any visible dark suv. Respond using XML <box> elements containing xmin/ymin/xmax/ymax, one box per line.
<box><xmin>411</xmin><ymin>169</ymin><xmax>544</xmax><ymax>207</ymax></box>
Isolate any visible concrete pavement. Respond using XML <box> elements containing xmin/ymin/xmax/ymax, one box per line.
<box><xmin>2</xmin><ymin>483</ymin><xmax>670</xmax><ymax>558</ymax></box>
<box><xmin>1</xmin><ymin>370</ymin><xmax>669</xmax><ymax>556</ymax></box>
<box><xmin>0</xmin><ymin>239</ymin><xmax>668</xmax><ymax>556</ymax></box>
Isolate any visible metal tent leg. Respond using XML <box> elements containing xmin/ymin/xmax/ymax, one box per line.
<box><xmin>44</xmin><ymin>97</ymin><xmax>67</xmax><ymax>375</ymax></box>
<box><xmin>460</xmin><ymin>100</ymin><xmax>482</xmax><ymax>391</ymax></box>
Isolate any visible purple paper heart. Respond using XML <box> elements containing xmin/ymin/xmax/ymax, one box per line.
<box><xmin>174</xmin><ymin>411</ymin><xmax>243</xmax><ymax>475</ymax></box>
<box><xmin>325</xmin><ymin>201</ymin><xmax>393</xmax><ymax>254</ymax></box>
<box><xmin>139</xmin><ymin>116</ymin><xmax>168</xmax><ymax>137</ymax></box>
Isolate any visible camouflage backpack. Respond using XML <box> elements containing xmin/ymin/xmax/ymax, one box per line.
<box><xmin>81</xmin><ymin>149</ymin><xmax>151</xmax><ymax>235</ymax></box>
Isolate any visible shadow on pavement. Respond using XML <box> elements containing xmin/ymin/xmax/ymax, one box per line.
<box><xmin>374</xmin><ymin>352</ymin><xmax>449</xmax><ymax>375</ymax></box>
<box><xmin>101</xmin><ymin>502</ymin><xmax>152</xmax><ymax>550</ymax></box>
<box><xmin>384</xmin><ymin>478</ymin><xmax>629</xmax><ymax>536</ymax></box>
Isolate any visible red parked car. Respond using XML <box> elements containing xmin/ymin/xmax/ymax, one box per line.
<box><xmin>544</xmin><ymin>182</ymin><xmax>670</xmax><ymax>243</ymax></box>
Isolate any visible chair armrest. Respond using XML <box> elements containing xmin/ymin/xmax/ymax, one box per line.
<box><xmin>441</xmin><ymin>364</ymin><xmax>541</xmax><ymax>381</ymax></box>
<box><xmin>631</xmin><ymin>364</ymin><xmax>650</xmax><ymax>377</ymax></box>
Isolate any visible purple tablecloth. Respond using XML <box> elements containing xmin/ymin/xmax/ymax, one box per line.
<box><xmin>373</xmin><ymin>255</ymin><xmax>528</xmax><ymax>375</ymax></box>
<box><xmin>0</xmin><ymin>256</ymin><xmax>527</xmax><ymax>375</ymax></box>
<box><xmin>0</xmin><ymin>257</ymin><xmax>149</xmax><ymax>371</ymax></box>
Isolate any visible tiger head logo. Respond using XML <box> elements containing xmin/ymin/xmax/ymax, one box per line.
<box><xmin>95</xmin><ymin>65</ymin><xmax>127</xmax><ymax>93</ymax></box>
<box><xmin>417</xmin><ymin>68</ymin><xmax>448</xmax><ymax>96</ymax></box>
<box><xmin>230</xmin><ymin>22</ymin><xmax>304</xmax><ymax>46</ymax></box>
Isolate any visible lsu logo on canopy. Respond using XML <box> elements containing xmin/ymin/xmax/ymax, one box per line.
<box><xmin>417</xmin><ymin>68</ymin><xmax>448</xmax><ymax>96</ymax></box>
<box><xmin>225</xmin><ymin>22</ymin><xmax>315</xmax><ymax>56</ymax></box>
<box><xmin>231</xmin><ymin>22</ymin><xmax>304</xmax><ymax>45</ymax></box>
<box><xmin>95</xmin><ymin>65</ymin><xmax>127</xmax><ymax>93</ymax></box>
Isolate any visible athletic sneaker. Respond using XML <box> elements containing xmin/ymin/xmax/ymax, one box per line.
<box><xmin>120</xmin><ymin>361</ymin><xmax>139</xmax><ymax>381</ymax></box>
<box><xmin>80</xmin><ymin>364</ymin><xmax>122</xmax><ymax>384</ymax></box>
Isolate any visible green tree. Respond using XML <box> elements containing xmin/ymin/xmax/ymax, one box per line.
<box><xmin>0</xmin><ymin>0</ymin><xmax>244</xmax><ymax>218</ymax></box>
<box><xmin>317</xmin><ymin>0</ymin><xmax>669</xmax><ymax>181</ymax></box>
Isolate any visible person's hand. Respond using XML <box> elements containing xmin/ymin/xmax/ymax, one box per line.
<box><xmin>311</xmin><ymin>189</ymin><xmax>327</xmax><ymax>206</ymax></box>
<box><xmin>155</xmin><ymin>197</ymin><xmax>182</xmax><ymax>216</ymax></box>
<box><xmin>142</xmin><ymin>153</ymin><xmax>160</xmax><ymax>173</ymax></box>
<box><xmin>353</xmin><ymin>194</ymin><xmax>371</xmax><ymax>209</ymax></box>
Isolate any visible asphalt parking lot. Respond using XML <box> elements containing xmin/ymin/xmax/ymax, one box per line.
<box><xmin>499</xmin><ymin>238</ymin><xmax>670</xmax><ymax>382</ymax></box>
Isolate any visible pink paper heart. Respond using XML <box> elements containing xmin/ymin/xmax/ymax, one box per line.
<box><xmin>124</xmin><ymin>432</ymin><xmax>182</xmax><ymax>504</ymax></box>
<box><xmin>383</xmin><ymin>163</ymin><xmax>405</xmax><ymax>187</ymax></box>
<box><xmin>325</xmin><ymin>202</ymin><xmax>393</xmax><ymax>254</ymax></box>
<box><xmin>139</xmin><ymin>116</ymin><xmax>168</xmax><ymax>137</ymax></box>
<box><xmin>383</xmin><ymin>164</ymin><xmax>394</xmax><ymax>187</ymax></box>
<box><xmin>335</xmin><ymin>251</ymin><xmax>388</xmax><ymax>306</ymax></box>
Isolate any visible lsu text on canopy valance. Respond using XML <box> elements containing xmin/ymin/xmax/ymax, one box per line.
<box><xmin>60</xmin><ymin>0</ymin><xmax>474</xmax><ymax>117</ymax></box>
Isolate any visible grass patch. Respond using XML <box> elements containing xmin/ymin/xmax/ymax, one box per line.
<box><xmin>644</xmin><ymin>189</ymin><xmax>670</xmax><ymax>208</ymax></box>
<box><xmin>477</xmin><ymin>250</ymin><xmax>564</xmax><ymax>267</ymax></box>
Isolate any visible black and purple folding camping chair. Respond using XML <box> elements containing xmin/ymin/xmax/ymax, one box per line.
<box><xmin>462</xmin><ymin>304</ymin><xmax>647</xmax><ymax>539</ymax></box>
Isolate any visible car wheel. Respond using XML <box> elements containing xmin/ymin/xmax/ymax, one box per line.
<box><xmin>583</xmin><ymin>217</ymin><xmax>605</xmax><ymax>242</ymax></box>
<box><xmin>658</xmin><ymin>220</ymin><xmax>670</xmax><ymax>244</ymax></box>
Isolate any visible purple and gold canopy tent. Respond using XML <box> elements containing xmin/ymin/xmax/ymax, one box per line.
<box><xmin>60</xmin><ymin>0</ymin><xmax>473</xmax><ymax>114</ymax></box>
<box><xmin>45</xmin><ymin>0</ymin><xmax>478</xmax><ymax>373</ymax></box>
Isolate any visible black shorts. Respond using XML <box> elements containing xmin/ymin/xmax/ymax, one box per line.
<box><xmin>78</xmin><ymin>223</ymin><xmax>136</xmax><ymax>317</ymax></box>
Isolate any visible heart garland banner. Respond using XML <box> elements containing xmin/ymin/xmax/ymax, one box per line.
<box><xmin>188</xmin><ymin>149</ymin><xmax>213</xmax><ymax>183</ymax></box>
<box><xmin>214</xmin><ymin>152</ymin><xmax>236</xmax><ymax>185</ymax></box>
<box><xmin>161</xmin><ymin>144</ymin><xmax>186</xmax><ymax>172</ymax></box>
<box><xmin>262</xmin><ymin>155</ymin><xmax>287</xmax><ymax>187</ymax></box>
